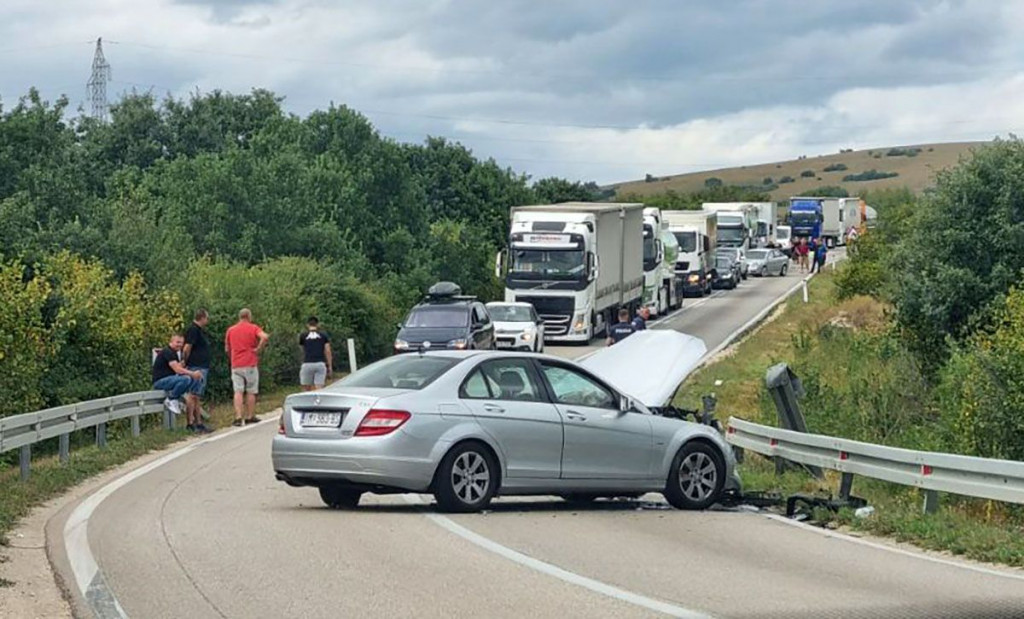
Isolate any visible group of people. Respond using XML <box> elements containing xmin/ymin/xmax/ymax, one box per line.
<box><xmin>792</xmin><ymin>237</ymin><xmax>829</xmax><ymax>274</ymax></box>
<box><xmin>151</xmin><ymin>309</ymin><xmax>334</xmax><ymax>433</ymax></box>
<box><xmin>606</xmin><ymin>306</ymin><xmax>649</xmax><ymax>346</ymax></box>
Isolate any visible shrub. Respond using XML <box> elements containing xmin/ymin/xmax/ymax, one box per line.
<box><xmin>778</xmin><ymin>176</ymin><xmax>795</xmax><ymax>184</ymax></box>
<box><xmin>806</xmin><ymin>185</ymin><xmax>849</xmax><ymax>198</ymax></box>
<box><xmin>886</xmin><ymin>147</ymin><xmax>922</xmax><ymax>157</ymax></box>
<box><xmin>800</xmin><ymin>170</ymin><xmax>815</xmax><ymax>178</ymax></box>
<box><xmin>823</xmin><ymin>163</ymin><xmax>848</xmax><ymax>172</ymax></box>
<box><xmin>704</xmin><ymin>177</ymin><xmax>723</xmax><ymax>188</ymax></box>
<box><xmin>843</xmin><ymin>170</ymin><xmax>899</xmax><ymax>182</ymax></box>
<box><xmin>763</xmin><ymin>177</ymin><xmax>773</xmax><ymax>185</ymax></box>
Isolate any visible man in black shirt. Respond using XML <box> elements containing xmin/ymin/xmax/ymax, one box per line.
<box><xmin>299</xmin><ymin>316</ymin><xmax>333</xmax><ymax>391</ymax></box>
<box><xmin>153</xmin><ymin>333</ymin><xmax>202</xmax><ymax>416</ymax></box>
<box><xmin>182</xmin><ymin>308</ymin><xmax>212</xmax><ymax>433</ymax></box>
<box><xmin>606</xmin><ymin>308</ymin><xmax>636</xmax><ymax>346</ymax></box>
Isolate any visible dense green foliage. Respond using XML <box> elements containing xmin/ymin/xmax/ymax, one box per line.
<box><xmin>0</xmin><ymin>88</ymin><xmax>583</xmax><ymax>414</ymax></box>
<box><xmin>843</xmin><ymin>169</ymin><xmax>899</xmax><ymax>181</ymax></box>
<box><xmin>617</xmin><ymin>185</ymin><xmax>771</xmax><ymax>210</ymax></box>
<box><xmin>822</xmin><ymin>163</ymin><xmax>848</xmax><ymax>172</ymax></box>
<box><xmin>805</xmin><ymin>185</ymin><xmax>849</xmax><ymax>197</ymax></box>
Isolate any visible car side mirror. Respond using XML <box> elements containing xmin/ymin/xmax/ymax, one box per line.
<box><xmin>619</xmin><ymin>395</ymin><xmax>635</xmax><ymax>413</ymax></box>
<box><xmin>536</xmin><ymin>319</ymin><xmax>545</xmax><ymax>326</ymax></box>
<box><xmin>396</xmin><ymin>322</ymin><xmax>403</xmax><ymax>331</ymax></box>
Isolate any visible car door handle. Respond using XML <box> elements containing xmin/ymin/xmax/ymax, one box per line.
<box><xmin>483</xmin><ymin>404</ymin><xmax>505</xmax><ymax>413</ymax></box>
<box><xmin>565</xmin><ymin>410</ymin><xmax>587</xmax><ymax>421</ymax></box>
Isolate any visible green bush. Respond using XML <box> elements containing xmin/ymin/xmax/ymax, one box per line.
<box><xmin>800</xmin><ymin>170</ymin><xmax>815</xmax><ymax>178</ymax></box>
<box><xmin>886</xmin><ymin>147</ymin><xmax>922</xmax><ymax>157</ymax></box>
<box><xmin>779</xmin><ymin>176</ymin><xmax>795</xmax><ymax>184</ymax></box>
<box><xmin>763</xmin><ymin>177</ymin><xmax>773</xmax><ymax>185</ymax></box>
<box><xmin>704</xmin><ymin>177</ymin><xmax>723</xmax><ymax>188</ymax></box>
<box><xmin>823</xmin><ymin>163</ymin><xmax>848</xmax><ymax>172</ymax></box>
<box><xmin>843</xmin><ymin>169</ymin><xmax>899</xmax><ymax>182</ymax></box>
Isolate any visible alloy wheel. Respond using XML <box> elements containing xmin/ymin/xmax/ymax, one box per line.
<box><xmin>678</xmin><ymin>451</ymin><xmax>717</xmax><ymax>502</ymax></box>
<box><xmin>451</xmin><ymin>451</ymin><xmax>490</xmax><ymax>504</ymax></box>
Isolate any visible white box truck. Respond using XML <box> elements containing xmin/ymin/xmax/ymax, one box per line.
<box><xmin>663</xmin><ymin>210</ymin><xmax>717</xmax><ymax>297</ymax></box>
<box><xmin>748</xmin><ymin>202</ymin><xmax>778</xmax><ymax>247</ymax></box>
<box><xmin>497</xmin><ymin>202</ymin><xmax>644</xmax><ymax>342</ymax></box>
<box><xmin>702</xmin><ymin>202</ymin><xmax>759</xmax><ymax>249</ymax></box>
<box><xmin>642</xmin><ymin>207</ymin><xmax>683</xmax><ymax>316</ymax></box>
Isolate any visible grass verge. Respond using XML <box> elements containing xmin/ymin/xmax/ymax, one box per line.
<box><xmin>678</xmin><ymin>269</ymin><xmax>1024</xmax><ymax>568</ymax></box>
<box><xmin>0</xmin><ymin>387</ymin><xmax>296</xmax><ymax>548</ymax></box>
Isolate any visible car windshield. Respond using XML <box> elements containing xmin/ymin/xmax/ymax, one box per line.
<box><xmin>487</xmin><ymin>305</ymin><xmax>533</xmax><ymax>322</ymax></box>
<box><xmin>747</xmin><ymin>250</ymin><xmax>768</xmax><ymax>259</ymax></box>
<box><xmin>404</xmin><ymin>307</ymin><xmax>469</xmax><ymax>328</ymax></box>
<box><xmin>716</xmin><ymin>257</ymin><xmax>732</xmax><ymax>268</ymax></box>
<box><xmin>673</xmin><ymin>231</ymin><xmax>697</xmax><ymax>253</ymax></box>
<box><xmin>511</xmin><ymin>249</ymin><xmax>585</xmax><ymax>278</ymax></box>
<box><xmin>340</xmin><ymin>355</ymin><xmax>460</xmax><ymax>390</ymax></box>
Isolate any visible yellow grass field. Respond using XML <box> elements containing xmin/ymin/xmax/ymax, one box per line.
<box><xmin>612</xmin><ymin>141</ymin><xmax>985</xmax><ymax>200</ymax></box>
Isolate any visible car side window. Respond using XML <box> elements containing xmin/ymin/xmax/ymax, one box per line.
<box><xmin>540</xmin><ymin>364</ymin><xmax>616</xmax><ymax>410</ymax></box>
<box><xmin>478</xmin><ymin>359</ymin><xmax>543</xmax><ymax>402</ymax></box>
<box><xmin>459</xmin><ymin>368</ymin><xmax>494</xmax><ymax>399</ymax></box>
<box><xmin>531</xmin><ymin>307</ymin><xmax>540</xmax><ymax>323</ymax></box>
<box><xmin>479</xmin><ymin>304</ymin><xmax>491</xmax><ymax>325</ymax></box>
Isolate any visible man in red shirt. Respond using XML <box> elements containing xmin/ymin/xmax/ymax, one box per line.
<box><xmin>225</xmin><ymin>308</ymin><xmax>270</xmax><ymax>426</ymax></box>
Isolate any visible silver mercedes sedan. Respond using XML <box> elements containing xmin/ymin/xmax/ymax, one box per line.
<box><xmin>272</xmin><ymin>346</ymin><xmax>739</xmax><ymax>513</ymax></box>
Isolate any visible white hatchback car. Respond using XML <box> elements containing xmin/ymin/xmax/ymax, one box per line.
<box><xmin>486</xmin><ymin>302</ymin><xmax>545</xmax><ymax>352</ymax></box>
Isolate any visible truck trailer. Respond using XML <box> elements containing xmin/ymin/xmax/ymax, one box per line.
<box><xmin>497</xmin><ymin>202</ymin><xmax>644</xmax><ymax>342</ymax></box>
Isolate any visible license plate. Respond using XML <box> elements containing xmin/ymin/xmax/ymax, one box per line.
<box><xmin>302</xmin><ymin>411</ymin><xmax>343</xmax><ymax>428</ymax></box>
<box><xmin>496</xmin><ymin>340</ymin><xmax>514</xmax><ymax>348</ymax></box>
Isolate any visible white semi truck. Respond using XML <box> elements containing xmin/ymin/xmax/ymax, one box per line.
<box><xmin>748</xmin><ymin>202</ymin><xmax>779</xmax><ymax>247</ymax></box>
<box><xmin>702</xmin><ymin>202</ymin><xmax>759</xmax><ymax>249</ymax></box>
<box><xmin>663</xmin><ymin>210</ymin><xmax>717</xmax><ymax>297</ymax></box>
<box><xmin>497</xmin><ymin>202</ymin><xmax>644</xmax><ymax>342</ymax></box>
<box><xmin>642</xmin><ymin>207</ymin><xmax>683</xmax><ymax>316</ymax></box>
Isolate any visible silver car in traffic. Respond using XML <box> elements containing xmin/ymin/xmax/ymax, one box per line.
<box><xmin>746</xmin><ymin>248</ymin><xmax>790</xmax><ymax>277</ymax></box>
<box><xmin>272</xmin><ymin>349</ymin><xmax>739</xmax><ymax>513</ymax></box>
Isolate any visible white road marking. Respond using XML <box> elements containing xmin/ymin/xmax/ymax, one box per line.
<box><xmin>402</xmin><ymin>495</ymin><xmax>712</xmax><ymax>618</ymax></box>
<box><xmin>763</xmin><ymin>514</ymin><xmax>1024</xmax><ymax>582</ymax></box>
<box><xmin>63</xmin><ymin>420</ymin><xmax>270</xmax><ymax>618</ymax></box>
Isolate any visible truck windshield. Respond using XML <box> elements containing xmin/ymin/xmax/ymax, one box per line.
<box><xmin>643</xmin><ymin>225</ymin><xmax>657</xmax><ymax>269</ymax></box>
<box><xmin>511</xmin><ymin>249</ymin><xmax>585</xmax><ymax>279</ymax></box>
<box><xmin>777</xmin><ymin>227</ymin><xmax>791</xmax><ymax>241</ymax></box>
<box><xmin>718</xmin><ymin>228</ymin><xmax>744</xmax><ymax>243</ymax></box>
<box><xmin>673</xmin><ymin>231</ymin><xmax>697</xmax><ymax>253</ymax></box>
<box><xmin>790</xmin><ymin>211</ymin><xmax>819</xmax><ymax>225</ymax></box>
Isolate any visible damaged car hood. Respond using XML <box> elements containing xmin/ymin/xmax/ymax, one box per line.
<box><xmin>580</xmin><ymin>330</ymin><xmax>707</xmax><ymax>408</ymax></box>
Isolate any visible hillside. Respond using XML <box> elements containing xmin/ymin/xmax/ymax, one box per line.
<box><xmin>612</xmin><ymin>141</ymin><xmax>985</xmax><ymax>200</ymax></box>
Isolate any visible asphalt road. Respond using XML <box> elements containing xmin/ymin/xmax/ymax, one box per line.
<box><xmin>50</xmin><ymin>254</ymin><xmax>1024</xmax><ymax>618</ymax></box>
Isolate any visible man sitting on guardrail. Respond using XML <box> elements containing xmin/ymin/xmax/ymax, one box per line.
<box><xmin>152</xmin><ymin>333</ymin><xmax>203</xmax><ymax>416</ymax></box>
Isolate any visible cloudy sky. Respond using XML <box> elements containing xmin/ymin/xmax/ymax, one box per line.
<box><xmin>3</xmin><ymin>0</ymin><xmax>1023</xmax><ymax>183</ymax></box>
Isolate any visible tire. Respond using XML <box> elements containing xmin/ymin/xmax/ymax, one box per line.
<box><xmin>664</xmin><ymin>442</ymin><xmax>725</xmax><ymax>510</ymax></box>
<box><xmin>760</xmin><ymin>267</ymin><xmax>767</xmax><ymax>277</ymax></box>
<box><xmin>434</xmin><ymin>442</ymin><xmax>499</xmax><ymax>513</ymax></box>
<box><xmin>319</xmin><ymin>485</ymin><xmax>363</xmax><ymax>509</ymax></box>
<box><xmin>781</xmin><ymin>264</ymin><xmax>788</xmax><ymax>276</ymax></box>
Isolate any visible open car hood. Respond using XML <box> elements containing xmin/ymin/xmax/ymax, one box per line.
<box><xmin>579</xmin><ymin>330</ymin><xmax>707</xmax><ymax>408</ymax></box>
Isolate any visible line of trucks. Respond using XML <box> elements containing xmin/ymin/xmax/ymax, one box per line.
<box><xmin>494</xmin><ymin>197</ymin><xmax>874</xmax><ymax>343</ymax></box>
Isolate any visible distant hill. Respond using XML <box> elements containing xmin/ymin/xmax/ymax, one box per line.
<box><xmin>611</xmin><ymin>141</ymin><xmax>986</xmax><ymax>200</ymax></box>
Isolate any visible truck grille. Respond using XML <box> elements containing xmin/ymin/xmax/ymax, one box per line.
<box><xmin>515</xmin><ymin>295</ymin><xmax>574</xmax><ymax>336</ymax></box>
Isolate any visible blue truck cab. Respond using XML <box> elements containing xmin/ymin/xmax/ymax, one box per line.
<box><xmin>788</xmin><ymin>198</ymin><xmax>823</xmax><ymax>240</ymax></box>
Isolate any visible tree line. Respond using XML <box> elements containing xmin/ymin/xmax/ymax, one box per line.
<box><xmin>0</xmin><ymin>88</ymin><xmax>599</xmax><ymax>416</ymax></box>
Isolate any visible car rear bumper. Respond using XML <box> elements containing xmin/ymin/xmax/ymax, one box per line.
<box><xmin>272</xmin><ymin>434</ymin><xmax>440</xmax><ymax>492</ymax></box>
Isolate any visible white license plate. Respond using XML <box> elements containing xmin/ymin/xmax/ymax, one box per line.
<box><xmin>302</xmin><ymin>411</ymin><xmax>343</xmax><ymax>428</ymax></box>
<box><xmin>496</xmin><ymin>340</ymin><xmax>515</xmax><ymax>348</ymax></box>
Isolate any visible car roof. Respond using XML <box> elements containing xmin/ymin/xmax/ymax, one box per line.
<box><xmin>485</xmin><ymin>301</ymin><xmax>533</xmax><ymax>308</ymax></box>
<box><xmin>412</xmin><ymin>300</ymin><xmax>475</xmax><ymax>309</ymax></box>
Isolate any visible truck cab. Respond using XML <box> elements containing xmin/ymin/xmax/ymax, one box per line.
<box><xmin>642</xmin><ymin>207</ymin><xmax>683</xmax><ymax>316</ymax></box>
<box><xmin>664</xmin><ymin>210</ymin><xmax>717</xmax><ymax>298</ymax></box>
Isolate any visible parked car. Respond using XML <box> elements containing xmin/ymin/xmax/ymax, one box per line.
<box><xmin>745</xmin><ymin>248</ymin><xmax>790</xmax><ymax>277</ymax></box>
<box><xmin>272</xmin><ymin>337</ymin><xmax>740</xmax><ymax>513</ymax></box>
<box><xmin>716</xmin><ymin>247</ymin><xmax>748</xmax><ymax>280</ymax></box>
<box><xmin>394</xmin><ymin>282</ymin><xmax>495</xmax><ymax>353</ymax></box>
<box><xmin>486</xmin><ymin>302</ymin><xmax>545</xmax><ymax>352</ymax></box>
<box><xmin>712</xmin><ymin>254</ymin><xmax>739</xmax><ymax>289</ymax></box>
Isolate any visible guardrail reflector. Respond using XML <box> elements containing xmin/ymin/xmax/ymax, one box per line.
<box><xmin>922</xmin><ymin>465</ymin><xmax>933</xmax><ymax>476</ymax></box>
<box><xmin>839</xmin><ymin>451</ymin><xmax>849</xmax><ymax>460</ymax></box>
<box><xmin>727</xmin><ymin>426</ymin><xmax>735</xmax><ymax>434</ymax></box>
<box><xmin>770</xmin><ymin>438</ymin><xmax>778</xmax><ymax>447</ymax></box>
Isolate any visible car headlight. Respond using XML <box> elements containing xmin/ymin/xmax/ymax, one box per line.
<box><xmin>394</xmin><ymin>339</ymin><xmax>409</xmax><ymax>350</ymax></box>
<box><xmin>687</xmin><ymin>274</ymin><xmax>700</xmax><ymax>283</ymax></box>
<box><xmin>521</xmin><ymin>331</ymin><xmax>533</xmax><ymax>342</ymax></box>
<box><xmin>448</xmin><ymin>339</ymin><xmax>468</xmax><ymax>350</ymax></box>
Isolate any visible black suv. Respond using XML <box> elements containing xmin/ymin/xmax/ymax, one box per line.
<box><xmin>394</xmin><ymin>282</ymin><xmax>495</xmax><ymax>354</ymax></box>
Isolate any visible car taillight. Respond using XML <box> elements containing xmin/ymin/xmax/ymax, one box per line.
<box><xmin>278</xmin><ymin>414</ymin><xmax>286</xmax><ymax>435</ymax></box>
<box><xmin>354</xmin><ymin>409</ymin><xmax>411</xmax><ymax>437</ymax></box>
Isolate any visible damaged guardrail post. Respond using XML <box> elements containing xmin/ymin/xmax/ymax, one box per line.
<box><xmin>765</xmin><ymin>363</ymin><xmax>823</xmax><ymax>479</ymax></box>
<box><xmin>839</xmin><ymin>472</ymin><xmax>854</xmax><ymax>500</ymax></box>
<box><xmin>922</xmin><ymin>490</ymin><xmax>939</xmax><ymax>515</ymax></box>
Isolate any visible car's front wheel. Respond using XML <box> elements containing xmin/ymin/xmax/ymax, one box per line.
<box><xmin>434</xmin><ymin>442</ymin><xmax>498</xmax><ymax>513</ymax></box>
<box><xmin>664</xmin><ymin>442</ymin><xmax>725</xmax><ymax>510</ymax></box>
<box><xmin>319</xmin><ymin>485</ymin><xmax>363</xmax><ymax>509</ymax></box>
<box><xmin>781</xmin><ymin>263</ymin><xmax>788</xmax><ymax>276</ymax></box>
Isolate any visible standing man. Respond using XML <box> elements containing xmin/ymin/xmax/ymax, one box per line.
<box><xmin>631</xmin><ymin>307</ymin><xmax>649</xmax><ymax>332</ymax></box>
<box><xmin>815</xmin><ymin>239</ymin><xmax>829</xmax><ymax>274</ymax></box>
<box><xmin>299</xmin><ymin>316</ymin><xmax>333</xmax><ymax>391</ymax></box>
<box><xmin>606</xmin><ymin>308</ymin><xmax>636</xmax><ymax>346</ymax></box>
<box><xmin>225</xmin><ymin>308</ymin><xmax>269</xmax><ymax>427</ymax></box>
<box><xmin>182</xmin><ymin>308</ymin><xmax>212</xmax><ymax>433</ymax></box>
<box><xmin>153</xmin><ymin>333</ymin><xmax>202</xmax><ymax>416</ymax></box>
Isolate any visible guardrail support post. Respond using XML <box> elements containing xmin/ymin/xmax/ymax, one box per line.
<box><xmin>19</xmin><ymin>445</ymin><xmax>30</xmax><ymax>481</ymax></box>
<box><xmin>347</xmin><ymin>338</ymin><xmax>358</xmax><ymax>373</ymax></box>
<box><xmin>59</xmin><ymin>433</ymin><xmax>70</xmax><ymax>464</ymax></box>
<box><xmin>96</xmin><ymin>422</ymin><xmax>107</xmax><ymax>448</ymax></box>
<box><xmin>765</xmin><ymin>364</ymin><xmax>822</xmax><ymax>479</ymax></box>
<box><xmin>802</xmin><ymin>280</ymin><xmax>809</xmax><ymax>303</ymax></box>
<box><xmin>839</xmin><ymin>472</ymin><xmax>854</xmax><ymax>500</ymax></box>
<box><xmin>131</xmin><ymin>414</ymin><xmax>140</xmax><ymax>438</ymax></box>
<box><xmin>922</xmin><ymin>490</ymin><xmax>939</xmax><ymax>515</ymax></box>
<box><xmin>163</xmin><ymin>407</ymin><xmax>173</xmax><ymax>431</ymax></box>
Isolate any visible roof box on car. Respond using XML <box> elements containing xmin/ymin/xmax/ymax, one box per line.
<box><xmin>422</xmin><ymin>281</ymin><xmax>477</xmax><ymax>304</ymax></box>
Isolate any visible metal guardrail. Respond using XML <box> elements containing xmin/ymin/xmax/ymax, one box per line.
<box><xmin>1</xmin><ymin>391</ymin><xmax>168</xmax><ymax>481</ymax></box>
<box><xmin>726</xmin><ymin>416</ymin><xmax>1024</xmax><ymax>513</ymax></box>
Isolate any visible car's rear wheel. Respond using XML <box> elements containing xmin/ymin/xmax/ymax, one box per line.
<box><xmin>319</xmin><ymin>485</ymin><xmax>363</xmax><ymax>509</ymax></box>
<box><xmin>664</xmin><ymin>442</ymin><xmax>725</xmax><ymax>510</ymax></box>
<box><xmin>434</xmin><ymin>442</ymin><xmax>498</xmax><ymax>513</ymax></box>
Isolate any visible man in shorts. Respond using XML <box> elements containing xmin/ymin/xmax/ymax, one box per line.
<box><xmin>182</xmin><ymin>308</ymin><xmax>212</xmax><ymax>433</ymax></box>
<box><xmin>225</xmin><ymin>308</ymin><xmax>269</xmax><ymax>427</ymax></box>
<box><xmin>299</xmin><ymin>316</ymin><xmax>333</xmax><ymax>391</ymax></box>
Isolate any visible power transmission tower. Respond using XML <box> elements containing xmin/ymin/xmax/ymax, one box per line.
<box><xmin>87</xmin><ymin>37</ymin><xmax>112</xmax><ymax>122</ymax></box>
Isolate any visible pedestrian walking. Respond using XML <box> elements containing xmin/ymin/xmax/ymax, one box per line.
<box><xmin>299</xmin><ymin>316</ymin><xmax>333</xmax><ymax>391</ymax></box>
<box><xmin>796</xmin><ymin>239</ymin><xmax>810</xmax><ymax>273</ymax></box>
<box><xmin>182</xmin><ymin>308</ymin><xmax>212</xmax><ymax>433</ymax></box>
<box><xmin>152</xmin><ymin>333</ymin><xmax>203</xmax><ymax>416</ymax></box>
<box><xmin>606</xmin><ymin>308</ymin><xmax>636</xmax><ymax>346</ymax></box>
<box><xmin>815</xmin><ymin>240</ymin><xmax>828</xmax><ymax>274</ymax></box>
<box><xmin>225</xmin><ymin>308</ymin><xmax>269</xmax><ymax>426</ymax></box>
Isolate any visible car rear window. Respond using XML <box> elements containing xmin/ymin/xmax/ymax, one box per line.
<box><xmin>339</xmin><ymin>355</ymin><xmax>460</xmax><ymax>390</ymax></box>
<box><xmin>404</xmin><ymin>307</ymin><xmax>470</xmax><ymax>328</ymax></box>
